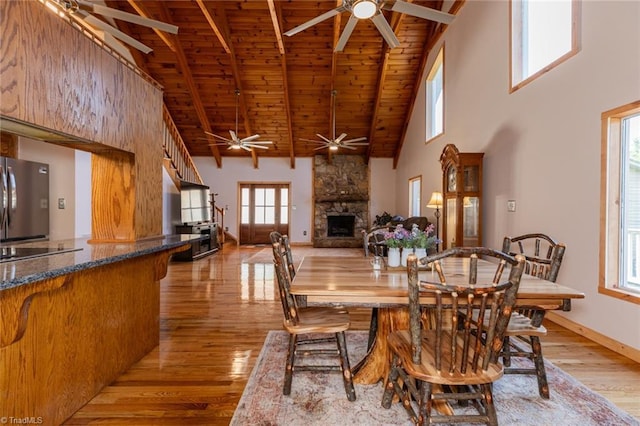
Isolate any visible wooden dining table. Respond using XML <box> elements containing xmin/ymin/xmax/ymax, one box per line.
<box><xmin>290</xmin><ymin>255</ymin><xmax>585</xmax><ymax>385</ymax></box>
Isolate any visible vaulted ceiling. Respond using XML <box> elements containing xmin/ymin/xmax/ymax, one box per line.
<box><xmin>99</xmin><ymin>0</ymin><xmax>462</xmax><ymax>167</ymax></box>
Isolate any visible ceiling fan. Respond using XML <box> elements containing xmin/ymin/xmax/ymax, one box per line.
<box><xmin>204</xmin><ymin>90</ymin><xmax>273</xmax><ymax>152</ymax></box>
<box><xmin>284</xmin><ymin>0</ymin><xmax>455</xmax><ymax>52</ymax></box>
<box><xmin>41</xmin><ymin>0</ymin><xmax>178</xmax><ymax>54</ymax></box>
<box><xmin>301</xmin><ymin>90</ymin><xmax>368</xmax><ymax>152</ymax></box>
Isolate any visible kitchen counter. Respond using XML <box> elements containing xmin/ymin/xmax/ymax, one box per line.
<box><xmin>0</xmin><ymin>234</ymin><xmax>197</xmax><ymax>290</ymax></box>
<box><xmin>0</xmin><ymin>235</ymin><xmax>194</xmax><ymax>424</ymax></box>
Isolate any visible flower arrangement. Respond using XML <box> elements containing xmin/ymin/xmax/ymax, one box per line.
<box><xmin>384</xmin><ymin>223</ymin><xmax>440</xmax><ymax>250</ymax></box>
<box><xmin>411</xmin><ymin>223</ymin><xmax>438</xmax><ymax>250</ymax></box>
<box><xmin>383</xmin><ymin>224</ymin><xmax>411</xmax><ymax>248</ymax></box>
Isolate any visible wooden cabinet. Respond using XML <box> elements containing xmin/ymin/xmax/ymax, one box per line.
<box><xmin>440</xmin><ymin>144</ymin><xmax>484</xmax><ymax>250</ymax></box>
<box><xmin>173</xmin><ymin>223</ymin><xmax>219</xmax><ymax>261</ymax></box>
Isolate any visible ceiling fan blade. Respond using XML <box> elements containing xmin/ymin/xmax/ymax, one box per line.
<box><xmin>340</xmin><ymin>145</ymin><xmax>358</xmax><ymax>150</ymax></box>
<box><xmin>300</xmin><ymin>138</ymin><xmax>324</xmax><ymax>144</ymax></box>
<box><xmin>246</xmin><ymin>141</ymin><xmax>273</xmax><ymax>145</ymax></box>
<box><xmin>316</xmin><ymin>134</ymin><xmax>332</xmax><ymax>143</ymax></box>
<box><xmin>76</xmin><ymin>0</ymin><xmax>178</xmax><ymax>34</ymax></box>
<box><xmin>343</xmin><ymin>139</ymin><xmax>368</xmax><ymax>145</ymax></box>
<box><xmin>206</xmin><ymin>132</ymin><xmax>232</xmax><ymax>142</ymax></box>
<box><xmin>241</xmin><ymin>134</ymin><xmax>261</xmax><ymax>142</ymax></box>
<box><xmin>335</xmin><ymin>133</ymin><xmax>348</xmax><ymax>143</ymax></box>
<box><xmin>74</xmin><ymin>10</ymin><xmax>153</xmax><ymax>53</ymax></box>
<box><xmin>371</xmin><ymin>13</ymin><xmax>400</xmax><ymax>49</ymax></box>
<box><xmin>388</xmin><ymin>0</ymin><xmax>455</xmax><ymax>25</ymax></box>
<box><xmin>284</xmin><ymin>6</ymin><xmax>346</xmax><ymax>36</ymax></box>
<box><xmin>335</xmin><ymin>15</ymin><xmax>359</xmax><ymax>52</ymax></box>
<box><xmin>240</xmin><ymin>145</ymin><xmax>252</xmax><ymax>152</ymax></box>
<box><xmin>313</xmin><ymin>145</ymin><xmax>331</xmax><ymax>151</ymax></box>
<box><xmin>244</xmin><ymin>144</ymin><xmax>270</xmax><ymax>150</ymax></box>
<box><xmin>229</xmin><ymin>130</ymin><xmax>239</xmax><ymax>142</ymax></box>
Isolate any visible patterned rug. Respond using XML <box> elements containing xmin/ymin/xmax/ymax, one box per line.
<box><xmin>231</xmin><ymin>331</ymin><xmax>638</xmax><ymax>426</ymax></box>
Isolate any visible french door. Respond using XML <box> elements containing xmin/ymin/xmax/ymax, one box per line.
<box><xmin>239</xmin><ymin>183</ymin><xmax>289</xmax><ymax>245</ymax></box>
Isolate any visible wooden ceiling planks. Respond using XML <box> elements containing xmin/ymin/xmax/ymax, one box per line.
<box><xmin>97</xmin><ymin>0</ymin><xmax>460</xmax><ymax>167</ymax></box>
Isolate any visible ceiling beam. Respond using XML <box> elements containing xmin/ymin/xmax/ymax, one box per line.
<box><xmin>128</xmin><ymin>0</ymin><xmax>223</xmax><ymax>167</ymax></box>
<box><xmin>267</xmin><ymin>0</ymin><xmax>295</xmax><ymax>169</ymax></box>
<box><xmin>195</xmin><ymin>0</ymin><xmax>231</xmax><ymax>54</ymax></box>
<box><xmin>365</xmin><ymin>0</ymin><xmax>412</xmax><ymax>163</ymax></box>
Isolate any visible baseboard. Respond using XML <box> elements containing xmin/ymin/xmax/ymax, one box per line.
<box><xmin>546</xmin><ymin>311</ymin><xmax>640</xmax><ymax>363</ymax></box>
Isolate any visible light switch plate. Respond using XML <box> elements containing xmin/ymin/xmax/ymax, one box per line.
<box><xmin>507</xmin><ymin>200</ymin><xmax>516</xmax><ymax>212</ymax></box>
<box><xmin>58</xmin><ymin>198</ymin><xmax>66</xmax><ymax>209</ymax></box>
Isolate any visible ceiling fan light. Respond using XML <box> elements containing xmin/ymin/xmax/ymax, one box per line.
<box><xmin>231</xmin><ymin>144</ymin><xmax>242</xmax><ymax>150</ymax></box>
<box><xmin>352</xmin><ymin>0</ymin><xmax>377</xmax><ymax>19</ymax></box>
<box><xmin>329</xmin><ymin>145</ymin><xmax>339</xmax><ymax>151</ymax></box>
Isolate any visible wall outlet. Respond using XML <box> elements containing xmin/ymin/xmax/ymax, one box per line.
<box><xmin>507</xmin><ymin>200</ymin><xmax>516</xmax><ymax>212</ymax></box>
<box><xmin>303</xmin><ymin>230</ymin><xmax>307</xmax><ymax>236</ymax></box>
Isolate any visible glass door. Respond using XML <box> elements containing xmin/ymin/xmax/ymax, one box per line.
<box><xmin>239</xmin><ymin>184</ymin><xmax>289</xmax><ymax>245</ymax></box>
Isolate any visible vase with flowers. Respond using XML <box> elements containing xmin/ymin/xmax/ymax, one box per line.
<box><xmin>412</xmin><ymin>223</ymin><xmax>439</xmax><ymax>261</ymax></box>
<box><xmin>383</xmin><ymin>225</ymin><xmax>411</xmax><ymax>267</ymax></box>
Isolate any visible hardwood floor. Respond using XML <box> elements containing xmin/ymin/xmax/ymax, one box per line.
<box><xmin>66</xmin><ymin>243</ymin><xmax>640</xmax><ymax>424</ymax></box>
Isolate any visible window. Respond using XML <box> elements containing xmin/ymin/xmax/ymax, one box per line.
<box><xmin>510</xmin><ymin>0</ymin><xmax>579</xmax><ymax>91</ymax></box>
<box><xmin>600</xmin><ymin>101</ymin><xmax>640</xmax><ymax>304</ymax></box>
<box><xmin>409</xmin><ymin>176</ymin><xmax>422</xmax><ymax>217</ymax></box>
<box><xmin>426</xmin><ymin>47</ymin><xmax>444</xmax><ymax>141</ymax></box>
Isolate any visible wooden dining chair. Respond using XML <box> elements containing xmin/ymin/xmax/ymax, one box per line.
<box><xmin>381</xmin><ymin>248</ymin><xmax>526</xmax><ymax>425</ymax></box>
<box><xmin>501</xmin><ymin>233</ymin><xmax>566</xmax><ymax>399</ymax></box>
<box><xmin>269</xmin><ymin>231</ymin><xmax>296</xmax><ymax>280</ymax></box>
<box><xmin>270</xmin><ymin>236</ymin><xmax>356</xmax><ymax>401</ymax></box>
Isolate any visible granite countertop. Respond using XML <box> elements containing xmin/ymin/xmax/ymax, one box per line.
<box><xmin>0</xmin><ymin>235</ymin><xmax>197</xmax><ymax>291</ymax></box>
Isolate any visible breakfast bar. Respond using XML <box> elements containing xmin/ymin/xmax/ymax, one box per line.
<box><xmin>0</xmin><ymin>235</ymin><xmax>194</xmax><ymax>425</ymax></box>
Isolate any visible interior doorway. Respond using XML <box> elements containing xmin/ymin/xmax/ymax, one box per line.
<box><xmin>239</xmin><ymin>183</ymin><xmax>290</xmax><ymax>245</ymax></box>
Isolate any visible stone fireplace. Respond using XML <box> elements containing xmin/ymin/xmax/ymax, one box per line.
<box><xmin>313</xmin><ymin>155</ymin><xmax>369</xmax><ymax>248</ymax></box>
<box><xmin>327</xmin><ymin>214</ymin><xmax>356</xmax><ymax>237</ymax></box>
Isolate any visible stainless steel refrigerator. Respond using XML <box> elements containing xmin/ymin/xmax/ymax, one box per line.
<box><xmin>0</xmin><ymin>157</ymin><xmax>50</xmax><ymax>242</ymax></box>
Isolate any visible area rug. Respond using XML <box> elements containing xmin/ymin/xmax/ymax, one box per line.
<box><xmin>245</xmin><ymin>247</ymin><xmax>362</xmax><ymax>265</ymax></box>
<box><xmin>231</xmin><ymin>331</ymin><xmax>638</xmax><ymax>426</ymax></box>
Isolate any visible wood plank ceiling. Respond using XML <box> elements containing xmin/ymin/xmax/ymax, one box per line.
<box><xmin>100</xmin><ymin>0</ymin><xmax>461</xmax><ymax>168</ymax></box>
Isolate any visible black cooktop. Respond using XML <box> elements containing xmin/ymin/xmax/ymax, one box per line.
<box><xmin>0</xmin><ymin>246</ymin><xmax>82</xmax><ymax>263</ymax></box>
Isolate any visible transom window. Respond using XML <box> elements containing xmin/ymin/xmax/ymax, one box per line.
<box><xmin>426</xmin><ymin>47</ymin><xmax>444</xmax><ymax>141</ymax></box>
<box><xmin>510</xmin><ymin>0</ymin><xmax>580</xmax><ymax>92</ymax></box>
<box><xmin>600</xmin><ymin>101</ymin><xmax>640</xmax><ymax>304</ymax></box>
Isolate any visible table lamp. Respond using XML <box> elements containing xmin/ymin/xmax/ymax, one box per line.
<box><xmin>426</xmin><ymin>191</ymin><xmax>443</xmax><ymax>252</ymax></box>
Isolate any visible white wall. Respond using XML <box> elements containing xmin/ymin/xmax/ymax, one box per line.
<box><xmin>74</xmin><ymin>151</ymin><xmax>91</xmax><ymax>238</ymax></box>
<box><xmin>397</xmin><ymin>0</ymin><xmax>640</xmax><ymax>350</ymax></box>
<box><xmin>193</xmin><ymin>157</ymin><xmax>314</xmax><ymax>244</ymax></box>
<box><xmin>369</xmin><ymin>158</ymin><xmax>398</xmax><ymax>223</ymax></box>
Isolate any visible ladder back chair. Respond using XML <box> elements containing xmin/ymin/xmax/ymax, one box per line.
<box><xmin>382</xmin><ymin>248</ymin><xmax>526</xmax><ymax>426</ymax></box>
<box><xmin>270</xmin><ymin>233</ymin><xmax>356</xmax><ymax>401</ymax></box>
<box><xmin>501</xmin><ymin>233</ymin><xmax>566</xmax><ymax>399</ymax></box>
<box><xmin>269</xmin><ymin>231</ymin><xmax>296</xmax><ymax>280</ymax></box>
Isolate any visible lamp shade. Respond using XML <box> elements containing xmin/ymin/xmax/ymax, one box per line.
<box><xmin>426</xmin><ymin>192</ymin><xmax>443</xmax><ymax>208</ymax></box>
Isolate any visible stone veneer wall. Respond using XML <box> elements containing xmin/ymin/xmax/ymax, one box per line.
<box><xmin>313</xmin><ymin>155</ymin><xmax>369</xmax><ymax>248</ymax></box>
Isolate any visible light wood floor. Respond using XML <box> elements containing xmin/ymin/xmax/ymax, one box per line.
<box><xmin>66</xmin><ymin>243</ymin><xmax>640</xmax><ymax>424</ymax></box>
